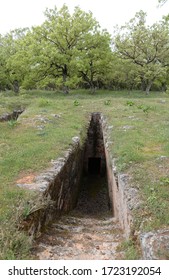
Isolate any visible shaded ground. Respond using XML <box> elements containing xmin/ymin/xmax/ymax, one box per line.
<box><xmin>32</xmin><ymin>176</ymin><xmax>125</xmax><ymax>259</ymax></box>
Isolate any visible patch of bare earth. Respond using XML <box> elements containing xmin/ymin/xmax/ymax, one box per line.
<box><xmin>16</xmin><ymin>173</ymin><xmax>37</xmax><ymax>184</ymax></box>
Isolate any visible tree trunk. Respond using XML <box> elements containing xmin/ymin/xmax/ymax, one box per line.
<box><xmin>89</xmin><ymin>61</ymin><xmax>96</xmax><ymax>94</ymax></box>
<box><xmin>140</xmin><ymin>76</ymin><xmax>146</xmax><ymax>91</ymax></box>
<box><xmin>90</xmin><ymin>82</ymin><xmax>96</xmax><ymax>94</ymax></box>
<box><xmin>161</xmin><ymin>82</ymin><xmax>167</xmax><ymax>92</ymax></box>
<box><xmin>145</xmin><ymin>80</ymin><xmax>153</xmax><ymax>95</ymax></box>
<box><xmin>63</xmin><ymin>84</ymin><xmax>69</xmax><ymax>94</ymax></box>
<box><xmin>62</xmin><ymin>65</ymin><xmax>69</xmax><ymax>94</ymax></box>
<box><xmin>13</xmin><ymin>80</ymin><xmax>19</xmax><ymax>94</ymax></box>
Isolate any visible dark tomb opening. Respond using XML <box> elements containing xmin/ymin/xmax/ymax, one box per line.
<box><xmin>74</xmin><ymin>112</ymin><xmax>111</xmax><ymax>216</ymax></box>
<box><xmin>88</xmin><ymin>157</ymin><xmax>101</xmax><ymax>175</ymax></box>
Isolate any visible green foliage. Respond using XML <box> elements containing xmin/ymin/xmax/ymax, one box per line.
<box><xmin>104</xmin><ymin>100</ymin><xmax>111</xmax><ymax>105</ymax></box>
<box><xmin>158</xmin><ymin>0</ymin><xmax>167</xmax><ymax>4</ymax></box>
<box><xmin>0</xmin><ymin>229</ymin><xmax>31</xmax><ymax>260</ymax></box>
<box><xmin>126</xmin><ymin>100</ymin><xmax>135</xmax><ymax>106</ymax></box>
<box><xmin>119</xmin><ymin>239</ymin><xmax>140</xmax><ymax>260</ymax></box>
<box><xmin>137</xmin><ymin>104</ymin><xmax>154</xmax><ymax>114</ymax></box>
<box><xmin>142</xmin><ymin>105</ymin><xmax>152</xmax><ymax>114</ymax></box>
<box><xmin>73</xmin><ymin>100</ymin><xmax>80</xmax><ymax>106</ymax></box>
<box><xmin>0</xmin><ymin>5</ymin><xmax>111</xmax><ymax>93</ymax></box>
<box><xmin>27</xmin><ymin>5</ymin><xmax>112</xmax><ymax>93</ymax></box>
<box><xmin>137</xmin><ymin>104</ymin><xmax>144</xmax><ymax>109</ymax></box>
<box><xmin>21</xmin><ymin>202</ymin><xmax>33</xmax><ymax>219</ymax></box>
<box><xmin>160</xmin><ymin>177</ymin><xmax>169</xmax><ymax>185</ymax></box>
<box><xmin>38</xmin><ymin>98</ymin><xmax>50</xmax><ymax>107</ymax></box>
<box><xmin>7</xmin><ymin>120</ymin><xmax>18</xmax><ymax>128</ymax></box>
<box><xmin>1</xmin><ymin>5</ymin><xmax>169</xmax><ymax>92</ymax></box>
<box><xmin>142</xmin><ymin>183</ymin><xmax>169</xmax><ymax>230</ymax></box>
<box><xmin>114</xmin><ymin>11</ymin><xmax>169</xmax><ymax>94</ymax></box>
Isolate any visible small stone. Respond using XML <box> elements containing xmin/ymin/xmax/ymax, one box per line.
<box><xmin>159</xmin><ymin>100</ymin><xmax>166</xmax><ymax>104</ymax></box>
<box><xmin>157</xmin><ymin>156</ymin><xmax>167</xmax><ymax>160</ymax></box>
<box><xmin>108</xmin><ymin>125</ymin><xmax>113</xmax><ymax>129</ymax></box>
<box><xmin>122</xmin><ymin>125</ymin><xmax>134</xmax><ymax>131</ymax></box>
<box><xmin>51</xmin><ymin>114</ymin><xmax>61</xmax><ymax>118</ymax></box>
<box><xmin>86</xmin><ymin>236</ymin><xmax>92</xmax><ymax>240</ymax></box>
<box><xmin>72</xmin><ymin>136</ymin><xmax>80</xmax><ymax>143</ymax></box>
<box><xmin>159</xmin><ymin>156</ymin><xmax>167</xmax><ymax>160</ymax></box>
<box><xmin>37</xmin><ymin>125</ymin><xmax>45</xmax><ymax>130</ymax></box>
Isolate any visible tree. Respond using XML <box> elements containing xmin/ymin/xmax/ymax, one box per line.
<box><xmin>107</xmin><ymin>55</ymin><xmax>141</xmax><ymax>90</ymax></box>
<box><xmin>0</xmin><ymin>5</ymin><xmax>112</xmax><ymax>93</ymax></box>
<box><xmin>114</xmin><ymin>11</ymin><xmax>169</xmax><ymax>94</ymax></box>
<box><xmin>31</xmin><ymin>5</ymin><xmax>104</xmax><ymax>94</ymax></box>
<box><xmin>0</xmin><ymin>35</ymin><xmax>9</xmax><ymax>90</ymax></box>
<box><xmin>76</xmin><ymin>30</ymin><xmax>112</xmax><ymax>93</ymax></box>
<box><xmin>158</xmin><ymin>0</ymin><xmax>168</xmax><ymax>5</ymax></box>
<box><xmin>0</xmin><ymin>28</ymin><xmax>30</xmax><ymax>93</ymax></box>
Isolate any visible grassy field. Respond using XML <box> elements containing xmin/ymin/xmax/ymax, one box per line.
<box><xmin>0</xmin><ymin>89</ymin><xmax>169</xmax><ymax>259</ymax></box>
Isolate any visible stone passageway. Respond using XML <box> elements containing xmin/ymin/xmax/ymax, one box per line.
<box><xmin>31</xmin><ymin>113</ymin><xmax>125</xmax><ymax>259</ymax></box>
<box><xmin>33</xmin><ymin>175</ymin><xmax>124</xmax><ymax>260</ymax></box>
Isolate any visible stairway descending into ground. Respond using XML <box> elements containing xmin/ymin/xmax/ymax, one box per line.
<box><xmin>33</xmin><ymin>176</ymin><xmax>125</xmax><ymax>260</ymax></box>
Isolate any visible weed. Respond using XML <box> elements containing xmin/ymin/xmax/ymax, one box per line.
<box><xmin>73</xmin><ymin>100</ymin><xmax>79</xmax><ymax>106</ymax></box>
<box><xmin>22</xmin><ymin>202</ymin><xmax>31</xmax><ymax>219</ymax></box>
<box><xmin>118</xmin><ymin>239</ymin><xmax>140</xmax><ymax>260</ymax></box>
<box><xmin>126</xmin><ymin>100</ymin><xmax>135</xmax><ymax>106</ymax></box>
<box><xmin>137</xmin><ymin>104</ymin><xmax>144</xmax><ymax>109</ymax></box>
<box><xmin>7</xmin><ymin>120</ymin><xmax>18</xmax><ymax>128</ymax></box>
<box><xmin>142</xmin><ymin>105</ymin><xmax>152</xmax><ymax>114</ymax></box>
<box><xmin>0</xmin><ymin>226</ymin><xmax>32</xmax><ymax>260</ymax></box>
<box><xmin>104</xmin><ymin>100</ymin><xmax>111</xmax><ymax>105</ymax></box>
<box><xmin>160</xmin><ymin>177</ymin><xmax>169</xmax><ymax>185</ymax></box>
<box><xmin>38</xmin><ymin>98</ymin><xmax>50</xmax><ymax>107</ymax></box>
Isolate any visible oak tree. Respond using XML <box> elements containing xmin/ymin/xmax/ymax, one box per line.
<box><xmin>114</xmin><ymin>11</ymin><xmax>169</xmax><ymax>94</ymax></box>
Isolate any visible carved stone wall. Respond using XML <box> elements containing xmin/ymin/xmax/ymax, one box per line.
<box><xmin>83</xmin><ymin>112</ymin><xmax>106</xmax><ymax>176</ymax></box>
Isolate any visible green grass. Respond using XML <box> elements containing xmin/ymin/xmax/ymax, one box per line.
<box><xmin>117</xmin><ymin>239</ymin><xmax>141</xmax><ymax>260</ymax></box>
<box><xmin>0</xmin><ymin>89</ymin><xmax>169</xmax><ymax>259</ymax></box>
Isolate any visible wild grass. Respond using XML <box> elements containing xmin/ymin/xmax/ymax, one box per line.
<box><xmin>0</xmin><ymin>89</ymin><xmax>169</xmax><ymax>259</ymax></box>
<box><xmin>117</xmin><ymin>239</ymin><xmax>141</xmax><ymax>260</ymax></box>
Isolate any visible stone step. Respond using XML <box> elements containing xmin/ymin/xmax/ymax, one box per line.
<box><xmin>33</xmin><ymin>213</ymin><xmax>124</xmax><ymax>260</ymax></box>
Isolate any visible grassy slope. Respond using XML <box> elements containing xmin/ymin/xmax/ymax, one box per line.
<box><xmin>0</xmin><ymin>90</ymin><xmax>169</xmax><ymax>259</ymax></box>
